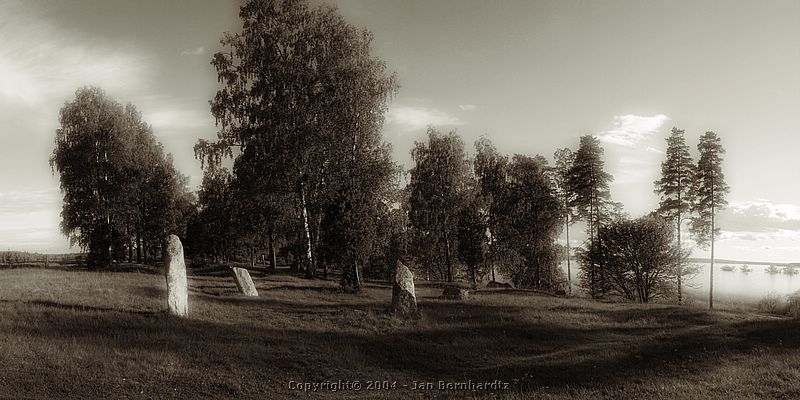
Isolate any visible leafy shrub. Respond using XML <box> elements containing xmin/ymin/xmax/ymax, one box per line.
<box><xmin>785</xmin><ymin>291</ymin><xmax>800</xmax><ymax>317</ymax></box>
<box><xmin>757</xmin><ymin>292</ymin><xmax>784</xmax><ymax>314</ymax></box>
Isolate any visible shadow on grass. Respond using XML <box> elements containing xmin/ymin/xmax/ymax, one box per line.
<box><xmin>104</xmin><ymin>263</ymin><xmax>162</xmax><ymax>275</ymax></box>
<box><xmin>259</xmin><ymin>284</ymin><xmax>344</xmax><ymax>294</ymax></box>
<box><xmin>27</xmin><ymin>299</ymin><xmax>162</xmax><ymax>316</ymax></box>
<box><xmin>4</xmin><ymin>278</ymin><xmax>800</xmax><ymax>398</ymax></box>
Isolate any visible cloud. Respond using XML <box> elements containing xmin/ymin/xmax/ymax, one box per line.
<box><xmin>0</xmin><ymin>189</ymin><xmax>69</xmax><ymax>252</ymax></box>
<box><xmin>386</xmin><ymin>105</ymin><xmax>463</xmax><ymax>131</ymax></box>
<box><xmin>597</xmin><ymin>114</ymin><xmax>670</xmax><ymax>147</ymax></box>
<box><xmin>717</xmin><ymin>200</ymin><xmax>800</xmax><ymax>233</ymax></box>
<box><xmin>0</xmin><ymin>2</ymin><xmax>153</xmax><ymax>107</ymax></box>
<box><xmin>719</xmin><ymin>230</ymin><xmax>800</xmax><ymax>242</ymax></box>
<box><xmin>180</xmin><ymin>46</ymin><xmax>206</xmax><ymax>56</ymax></box>
<box><xmin>0</xmin><ymin>189</ymin><xmax>61</xmax><ymax>216</ymax></box>
<box><xmin>458</xmin><ymin>104</ymin><xmax>478</xmax><ymax>111</ymax></box>
<box><xmin>144</xmin><ymin>108</ymin><xmax>216</xmax><ymax>134</ymax></box>
<box><xmin>594</xmin><ymin>114</ymin><xmax>670</xmax><ymax>186</ymax></box>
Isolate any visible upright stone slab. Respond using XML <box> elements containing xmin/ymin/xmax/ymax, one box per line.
<box><xmin>163</xmin><ymin>235</ymin><xmax>188</xmax><ymax>317</ymax></box>
<box><xmin>230</xmin><ymin>267</ymin><xmax>258</xmax><ymax>297</ymax></box>
<box><xmin>392</xmin><ymin>261</ymin><xmax>418</xmax><ymax>318</ymax></box>
<box><xmin>442</xmin><ymin>286</ymin><xmax>469</xmax><ymax>300</ymax></box>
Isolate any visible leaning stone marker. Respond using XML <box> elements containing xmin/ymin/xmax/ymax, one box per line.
<box><xmin>230</xmin><ymin>267</ymin><xmax>258</xmax><ymax>297</ymax></box>
<box><xmin>163</xmin><ymin>235</ymin><xmax>188</xmax><ymax>317</ymax></box>
<box><xmin>392</xmin><ymin>261</ymin><xmax>418</xmax><ymax>318</ymax></box>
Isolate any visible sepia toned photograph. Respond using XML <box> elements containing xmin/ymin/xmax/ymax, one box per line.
<box><xmin>1</xmin><ymin>0</ymin><xmax>799</xmax><ymax>398</ymax></box>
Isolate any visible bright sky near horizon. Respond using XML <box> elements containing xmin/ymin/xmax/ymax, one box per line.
<box><xmin>1</xmin><ymin>0</ymin><xmax>799</xmax><ymax>262</ymax></box>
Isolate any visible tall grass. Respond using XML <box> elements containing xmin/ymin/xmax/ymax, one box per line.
<box><xmin>1</xmin><ymin>266</ymin><xmax>799</xmax><ymax>399</ymax></box>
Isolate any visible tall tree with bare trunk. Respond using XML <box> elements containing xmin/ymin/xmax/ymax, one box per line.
<box><xmin>690</xmin><ymin>131</ymin><xmax>729</xmax><ymax>310</ymax></box>
<box><xmin>654</xmin><ymin>127</ymin><xmax>694</xmax><ymax>304</ymax></box>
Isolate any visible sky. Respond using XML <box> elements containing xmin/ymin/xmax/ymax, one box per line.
<box><xmin>1</xmin><ymin>0</ymin><xmax>799</xmax><ymax>262</ymax></box>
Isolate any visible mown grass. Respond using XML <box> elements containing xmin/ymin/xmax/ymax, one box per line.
<box><xmin>1</xmin><ymin>266</ymin><xmax>800</xmax><ymax>399</ymax></box>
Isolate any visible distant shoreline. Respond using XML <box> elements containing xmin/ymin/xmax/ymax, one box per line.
<box><xmin>563</xmin><ymin>256</ymin><xmax>799</xmax><ymax>267</ymax></box>
<box><xmin>686</xmin><ymin>258</ymin><xmax>799</xmax><ymax>267</ymax></box>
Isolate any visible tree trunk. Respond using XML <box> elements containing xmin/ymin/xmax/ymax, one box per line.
<box><xmin>269</xmin><ymin>229</ymin><xmax>277</xmax><ymax>270</ymax></box>
<box><xmin>566</xmin><ymin>212</ymin><xmax>571</xmax><ymax>296</ymax></box>
<box><xmin>710</xmin><ymin>206</ymin><xmax>715</xmax><ymax>310</ymax></box>
<box><xmin>314</xmin><ymin>214</ymin><xmax>324</xmax><ymax>277</ymax></box>
<box><xmin>589</xmin><ymin>188</ymin><xmax>595</xmax><ymax>298</ymax></box>
<box><xmin>300</xmin><ymin>185</ymin><xmax>315</xmax><ymax>278</ymax></box>
<box><xmin>250</xmin><ymin>245</ymin><xmax>255</xmax><ymax>268</ymax></box>
<box><xmin>709</xmin><ymin>169</ymin><xmax>715</xmax><ymax>310</ymax></box>
<box><xmin>677</xmin><ymin>216</ymin><xmax>682</xmax><ymax>305</ymax></box>
<box><xmin>443</xmin><ymin>219</ymin><xmax>454</xmax><ymax>282</ymax></box>
<box><xmin>136</xmin><ymin>231</ymin><xmax>142</xmax><ymax>264</ymax></box>
<box><xmin>471</xmin><ymin>263</ymin><xmax>477</xmax><ymax>286</ymax></box>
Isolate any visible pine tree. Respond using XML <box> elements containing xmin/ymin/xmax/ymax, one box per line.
<box><xmin>553</xmin><ymin>148</ymin><xmax>576</xmax><ymax>295</ymax></box>
<box><xmin>568</xmin><ymin>135</ymin><xmax>613</xmax><ymax>298</ymax></box>
<box><xmin>654</xmin><ymin>127</ymin><xmax>694</xmax><ymax>304</ymax></box>
<box><xmin>690</xmin><ymin>131</ymin><xmax>729</xmax><ymax>309</ymax></box>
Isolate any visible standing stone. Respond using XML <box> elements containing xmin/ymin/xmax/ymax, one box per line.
<box><xmin>230</xmin><ymin>267</ymin><xmax>259</xmax><ymax>297</ymax></box>
<box><xmin>392</xmin><ymin>261</ymin><xmax>419</xmax><ymax>318</ymax></box>
<box><xmin>442</xmin><ymin>286</ymin><xmax>469</xmax><ymax>300</ymax></box>
<box><xmin>163</xmin><ymin>235</ymin><xmax>188</xmax><ymax>317</ymax></box>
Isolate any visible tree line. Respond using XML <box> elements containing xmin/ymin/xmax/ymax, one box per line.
<box><xmin>50</xmin><ymin>87</ymin><xmax>195</xmax><ymax>269</ymax></box>
<box><xmin>49</xmin><ymin>0</ymin><xmax>729</xmax><ymax>307</ymax></box>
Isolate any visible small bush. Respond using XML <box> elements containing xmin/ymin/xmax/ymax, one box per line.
<box><xmin>757</xmin><ymin>292</ymin><xmax>784</xmax><ymax>314</ymax></box>
<box><xmin>786</xmin><ymin>292</ymin><xmax>800</xmax><ymax>317</ymax></box>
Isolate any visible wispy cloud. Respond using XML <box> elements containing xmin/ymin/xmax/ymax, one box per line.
<box><xmin>595</xmin><ymin>114</ymin><xmax>670</xmax><ymax>186</ymax></box>
<box><xmin>458</xmin><ymin>104</ymin><xmax>478</xmax><ymax>111</ymax></box>
<box><xmin>386</xmin><ymin>105</ymin><xmax>463</xmax><ymax>131</ymax></box>
<box><xmin>0</xmin><ymin>189</ymin><xmax>68</xmax><ymax>252</ymax></box>
<box><xmin>180</xmin><ymin>46</ymin><xmax>206</xmax><ymax>56</ymax></box>
<box><xmin>717</xmin><ymin>200</ymin><xmax>800</xmax><ymax>233</ymax></box>
<box><xmin>144</xmin><ymin>108</ymin><xmax>216</xmax><ymax>134</ymax></box>
<box><xmin>597</xmin><ymin>114</ymin><xmax>670</xmax><ymax>147</ymax></box>
<box><xmin>0</xmin><ymin>189</ymin><xmax>60</xmax><ymax>216</ymax></box>
<box><xmin>0</xmin><ymin>1</ymin><xmax>153</xmax><ymax>106</ymax></box>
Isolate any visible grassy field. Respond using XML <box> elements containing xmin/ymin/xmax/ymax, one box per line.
<box><xmin>1</xmin><ymin>265</ymin><xmax>800</xmax><ymax>399</ymax></box>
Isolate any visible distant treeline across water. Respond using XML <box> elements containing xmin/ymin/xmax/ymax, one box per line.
<box><xmin>0</xmin><ymin>251</ymin><xmax>85</xmax><ymax>267</ymax></box>
<box><xmin>686</xmin><ymin>258</ymin><xmax>800</xmax><ymax>268</ymax></box>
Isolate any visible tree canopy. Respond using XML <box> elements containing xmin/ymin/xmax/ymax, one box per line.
<box><xmin>51</xmin><ymin>86</ymin><xmax>193</xmax><ymax>268</ymax></box>
<box><xmin>194</xmin><ymin>0</ymin><xmax>399</xmax><ymax>285</ymax></box>
<box><xmin>408</xmin><ymin>128</ymin><xmax>473</xmax><ymax>282</ymax></box>
<box><xmin>578</xmin><ymin>216</ymin><xmax>683</xmax><ymax>303</ymax></box>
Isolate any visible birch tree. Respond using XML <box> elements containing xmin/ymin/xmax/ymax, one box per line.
<box><xmin>408</xmin><ymin>129</ymin><xmax>472</xmax><ymax>282</ymax></box>
<box><xmin>196</xmin><ymin>0</ymin><xmax>397</xmax><ymax>279</ymax></box>
<box><xmin>51</xmin><ymin>87</ymin><xmax>192</xmax><ymax>268</ymax></box>
<box><xmin>473</xmin><ymin>137</ymin><xmax>508</xmax><ymax>282</ymax></box>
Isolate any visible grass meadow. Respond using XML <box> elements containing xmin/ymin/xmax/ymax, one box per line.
<box><xmin>2</xmin><ymin>265</ymin><xmax>800</xmax><ymax>399</ymax></box>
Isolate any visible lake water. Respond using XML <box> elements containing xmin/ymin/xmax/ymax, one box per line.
<box><xmin>558</xmin><ymin>261</ymin><xmax>800</xmax><ymax>301</ymax></box>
